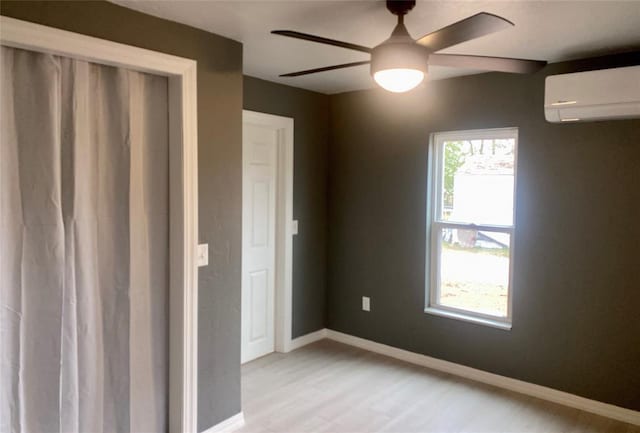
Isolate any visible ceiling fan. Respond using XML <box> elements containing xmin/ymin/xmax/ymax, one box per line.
<box><xmin>272</xmin><ymin>0</ymin><xmax>547</xmax><ymax>93</ymax></box>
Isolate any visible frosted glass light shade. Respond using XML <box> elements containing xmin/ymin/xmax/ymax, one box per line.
<box><xmin>373</xmin><ymin>68</ymin><xmax>424</xmax><ymax>93</ymax></box>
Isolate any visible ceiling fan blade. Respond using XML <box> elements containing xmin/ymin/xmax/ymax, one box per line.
<box><xmin>280</xmin><ymin>61</ymin><xmax>371</xmax><ymax>77</ymax></box>
<box><xmin>429</xmin><ymin>53</ymin><xmax>546</xmax><ymax>74</ymax></box>
<box><xmin>272</xmin><ymin>30</ymin><xmax>372</xmax><ymax>54</ymax></box>
<box><xmin>417</xmin><ymin>13</ymin><xmax>513</xmax><ymax>52</ymax></box>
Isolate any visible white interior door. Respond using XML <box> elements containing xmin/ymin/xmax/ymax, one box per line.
<box><xmin>242</xmin><ymin>121</ymin><xmax>278</xmax><ymax>363</ymax></box>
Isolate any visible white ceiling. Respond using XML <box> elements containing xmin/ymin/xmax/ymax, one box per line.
<box><xmin>111</xmin><ymin>0</ymin><xmax>640</xmax><ymax>94</ymax></box>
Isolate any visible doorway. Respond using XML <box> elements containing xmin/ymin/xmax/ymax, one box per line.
<box><xmin>0</xmin><ymin>17</ymin><xmax>198</xmax><ymax>432</ymax></box>
<box><xmin>241</xmin><ymin>110</ymin><xmax>294</xmax><ymax>363</ymax></box>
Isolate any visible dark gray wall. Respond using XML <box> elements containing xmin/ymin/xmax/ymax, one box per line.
<box><xmin>243</xmin><ymin>76</ymin><xmax>329</xmax><ymax>337</ymax></box>
<box><xmin>4</xmin><ymin>0</ymin><xmax>639</xmax><ymax>418</ymax></box>
<box><xmin>0</xmin><ymin>2</ymin><xmax>244</xmax><ymax>430</ymax></box>
<box><xmin>327</xmin><ymin>53</ymin><xmax>640</xmax><ymax>411</ymax></box>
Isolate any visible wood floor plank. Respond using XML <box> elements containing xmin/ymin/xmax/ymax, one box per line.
<box><xmin>239</xmin><ymin>340</ymin><xmax>638</xmax><ymax>433</ymax></box>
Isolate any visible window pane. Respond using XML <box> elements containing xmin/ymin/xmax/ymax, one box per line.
<box><xmin>438</xmin><ymin>228</ymin><xmax>510</xmax><ymax>317</ymax></box>
<box><xmin>441</xmin><ymin>138</ymin><xmax>515</xmax><ymax>225</ymax></box>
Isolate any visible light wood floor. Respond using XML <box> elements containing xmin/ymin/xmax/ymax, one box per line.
<box><xmin>238</xmin><ymin>339</ymin><xmax>639</xmax><ymax>433</ymax></box>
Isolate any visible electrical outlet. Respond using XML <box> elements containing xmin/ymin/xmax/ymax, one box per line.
<box><xmin>362</xmin><ymin>296</ymin><xmax>370</xmax><ymax>312</ymax></box>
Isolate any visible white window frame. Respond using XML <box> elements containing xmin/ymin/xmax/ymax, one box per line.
<box><xmin>1</xmin><ymin>16</ymin><xmax>199</xmax><ymax>432</ymax></box>
<box><xmin>425</xmin><ymin>127</ymin><xmax>518</xmax><ymax>330</ymax></box>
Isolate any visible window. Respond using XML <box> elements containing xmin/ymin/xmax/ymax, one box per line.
<box><xmin>426</xmin><ymin>128</ymin><xmax>517</xmax><ymax>329</ymax></box>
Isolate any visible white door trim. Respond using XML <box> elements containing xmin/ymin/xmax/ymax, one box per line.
<box><xmin>242</xmin><ymin>110</ymin><xmax>294</xmax><ymax>354</ymax></box>
<box><xmin>1</xmin><ymin>17</ymin><xmax>199</xmax><ymax>433</ymax></box>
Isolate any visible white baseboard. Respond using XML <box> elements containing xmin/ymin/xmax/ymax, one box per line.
<box><xmin>202</xmin><ymin>412</ymin><xmax>245</xmax><ymax>433</ymax></box>
<box><xmin>285</xmin><ymin>328</ymin><xmax>327</xmax><ymax>352</ymax></box>
<box><xmin>325</xmin><ymin>329</ymin><xmax>640</xmax><ymax>426</ymax></box>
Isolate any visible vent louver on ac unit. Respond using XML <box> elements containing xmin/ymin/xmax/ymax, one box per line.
<box><xmin>544</xmin><ymin>65</ymin><xmax>640</xmax><ymax>123</ymax></box>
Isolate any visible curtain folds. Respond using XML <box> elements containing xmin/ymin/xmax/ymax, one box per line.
<box><xmin>0</xmin><ymin>46</ymin><xmax>169</xmax><ymax>433</ymax></box>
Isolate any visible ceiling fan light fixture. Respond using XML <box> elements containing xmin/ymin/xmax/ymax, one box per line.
<box><xmin>373</xmin><ymin>68</ymin><xmax>424</xmax><ymax>93</ymax></box>
<box><xmin>370</xmin><ymin>42</ymin><xmax>429</xmax><ymax>93</ymax></box>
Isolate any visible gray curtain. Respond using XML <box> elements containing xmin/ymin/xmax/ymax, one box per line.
<box><xmin>0</xmin><ymin>46</ymin><xmax>169</xmax><ymax>433</ymax></box>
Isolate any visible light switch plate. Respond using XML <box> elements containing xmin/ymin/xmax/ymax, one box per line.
<box><xmin>362</xmin><ymin>296</ymin><xmax>370</xmax><ymax>312</ymax></box>
<box><xmin>197</xmin><ymin>244</ymin><xmax>208</xmax><ymax>267</ymax></box>
<box><xmin>292</xmin><ymin>220</ymin><xmax>299</xmax><ymax>235</ymax></box>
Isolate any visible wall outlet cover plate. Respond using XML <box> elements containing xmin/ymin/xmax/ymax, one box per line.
<box><xmin>197</xmin><ymin>244</ymin><xmax>209</xmax><ymax>267</ymax></box>
<box><xmin>362</xmin><ymin>296</ymin><xmax>370</xmax><ymax>312</ymax></box>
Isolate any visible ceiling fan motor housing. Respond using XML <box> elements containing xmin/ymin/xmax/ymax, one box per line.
<box><xmin>370</xmin><ymin>21</ymin><xmax>430</xmax><ymax>79</ymax></box>
<box><xmin>386</xmin><ymin>0</ymin><xmax>416</xmax><ymax>17</ymax></box>
<box><xmin>370</xmin><ymin>3</ymin><xmax>430</xmax><ymax>81</ymax></box>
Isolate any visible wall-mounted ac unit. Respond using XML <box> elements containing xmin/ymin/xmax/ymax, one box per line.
<box><xmin>544</xmin><ymin>65</ymin><xmax>640</xmax><ymax>123</ymax></box>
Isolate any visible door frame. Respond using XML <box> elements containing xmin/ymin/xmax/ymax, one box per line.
<box><xmin>242</xmin><ymin>110</ymin><xmax>294</xmax><ymax>355</ymax></box>
<box><xmin>1</xmin><ymin>17</ymin><xmax>199</xmax><ymax>433</ymax></box>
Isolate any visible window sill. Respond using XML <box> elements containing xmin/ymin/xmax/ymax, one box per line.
<box><xmin>424</xmin><ymin>307</ymin><xmax>512</xmax><ymax>331</ymax></box>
